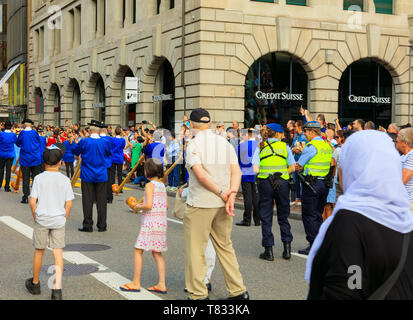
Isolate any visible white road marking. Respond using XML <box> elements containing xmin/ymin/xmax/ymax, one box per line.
<box><xmin>73</xmin><ymin>192</ymin><xmax>82</xmax><ymax>196</ymax></box>
<box><xmin>292</xmin><ymin>252</ymin><xmax>308</xmax><ymax>259</ymax></box>
<box><xmin>168</xmin><ymin>218</ymin><xmax>183</xmax><ymax>225</ymax></box>
<box><xmin>0</xmin><ymin>216</ymin><xmax>162</xmax><ymax>300</ymax></box>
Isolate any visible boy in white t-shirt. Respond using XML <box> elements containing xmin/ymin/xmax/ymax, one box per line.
<box><xmin>25</xmin><ymin>143</ymin><xmax>74</xmax><ymax>300</ymax></box>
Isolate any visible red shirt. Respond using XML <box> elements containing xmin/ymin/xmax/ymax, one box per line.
<box><xmin>47</xmin><ymin>136</ymin><xmax>57</xmax><ymax>147</ymax></box>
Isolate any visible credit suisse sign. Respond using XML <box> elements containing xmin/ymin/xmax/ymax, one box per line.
<box><xmin>348</xmin><ymin>95</ymin><xmax>391</xmax><ymax>104</ymax></box>
<box><xmin>255</xmin><ymin>91</ymin><xmax>304</xmax><ymax>101</ymax></box>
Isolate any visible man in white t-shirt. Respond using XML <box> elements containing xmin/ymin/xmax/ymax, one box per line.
<box><xmin>25</xmin><ymin>144</ymin><xmax>74</xmax><ymax>300</ymax></box>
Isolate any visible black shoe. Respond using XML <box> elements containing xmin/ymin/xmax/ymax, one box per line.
<box><xmin>187</xmin><ymin>296</ymin><xmax>209</xmax><ymax>300</ymax></box>
<box><xmin>98</xmin><ymin>228</ymin><xmax>107</xmax><ymax>232</ymax></box>
<box><xmin>51</xmin><ymin>289</ymin><xmax>63</xmax><ymax>300</ymax></box>
<box><xmin>298</xmin><ymin>245</ymin><xmax>312</xmax><ymax>256</ymax></box>
<box><xmin>107</xmin><ymin>199</ymin><xmax>113</xmax><ymax>204</ymax></box>
<box><xmin>259</xmin><ymin>246</ymin><xmax>274</xmax><ymax>261</ymax></box>
<box><xmin>236</xmin><ymin>221</ymin><xmax>251</xmax><ymax>227</ymax></box>
<box><xmin>227</xmin><ymin>291</ymin><xmax>250</xmax><ymax>300</ymax></box>
<box><xmin>25</xmin><ymin>278</ymin><xmax>41</xmax><ymax>295</ymax></box>
<box><xmin>21</xmin><ymin>196</ymin><xmax>28</xmax><ymax>204</ymax></box>
<box><xmin>78</xmin><ymin>227</ymin><xmax>93</xmax><ymax>233</ymax></box>
<box><xmin>4</xmin><ymin>187</ymin><xmax>11</xmax><ymax>193</ymax></box>
<box><xmin>283</xmin><ymin>242</ymin><xmax>291</xmax><ymax>260</ymax></box>
<box><xmin>254</xmin><ymin>221</ymin><xmax>261</xmax><ymax>226</ymax></box>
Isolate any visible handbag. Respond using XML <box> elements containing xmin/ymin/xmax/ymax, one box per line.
<box><xmin>368</xmin><ymin>232</ymin><xmax>411</xmax><ymax>300</ymax></box>
<box><xmin>173</xmin><ymin>190</ymin><xmax>187</xmax><ymax>221</ymax></box>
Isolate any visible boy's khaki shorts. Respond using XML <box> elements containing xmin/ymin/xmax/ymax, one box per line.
<box><xmin>33</xmin><ymin>223</ymin><xmax>65</xmax><ymax>250</ymax></box>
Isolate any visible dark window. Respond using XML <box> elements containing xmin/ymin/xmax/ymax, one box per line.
<box><xmin>157</xmin><ymin>0</ymin><xmax>161</xmax><ymax>14</ymax></box>
<box><xmin>250</xmin><ymin>0</ymin><xmax>274</xmax><ymax>3</ymax></box>
<box><xmin>133</xmin><ymin>0</ymin><xmax>137</xmax><ymax>23</ymax></box>
<box><xmin>286</xmin><ymin>0</ymin><xmax>307</xmax><ymax>5</ymax></box>
<box><xmin>374</xmin><ymin>0</ymin><xmax>393</xmax><ymax>14</ymax></box>
<box><xmin>170</xmin><ymin>0</ymin><xmax>175</xmax><ymax>9</ymax></box>
<box><xmin>343</xmin><ymin>0</ymin><xmax>363</xmax><ymax>11</ymax></box>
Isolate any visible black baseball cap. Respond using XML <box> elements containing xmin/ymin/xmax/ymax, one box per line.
<box><xmin>190</xmin><ymin>108</ymin><xmax>210</xmax><ymax>123</ymax></box>
<box><xmin>43</xmin><ymin>143</ymin><xmax>66</xmax><ymax>165</ymax></box>
<box><xmin>22</xmin><ymin>119</ymin><xmax>34</xmax><ymax>125</ymax></box>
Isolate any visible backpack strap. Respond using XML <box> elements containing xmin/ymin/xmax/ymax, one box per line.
<box><xmin>260</xmin><ymin>141</ymin><xmax>287</xmax><ymax>162</ymax></box>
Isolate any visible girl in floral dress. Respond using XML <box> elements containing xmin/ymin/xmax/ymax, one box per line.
<box><xmin>120</xmin><ymin>158</ymin><xmax>168</xmax><ymax>294</ymax></box>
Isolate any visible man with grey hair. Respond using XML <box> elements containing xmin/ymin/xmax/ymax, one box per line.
<box><xmin>216</xmin><ymin>121</ymin><xmax>226</xmax><ymax>138</ymax></box>
<box><xmin>184</xmin><ymin>108</ymin><xmax>249</xmax><ymax>300</ymax></box>
<box><xmin>388</xmin><ymin>123</ymin><xmax>399</xmax><ymax>134</ymax></box>
<box><xmin>396</xmin><ymin>127</ymin><xmax>413</xmax><ymax>211</ymax></box>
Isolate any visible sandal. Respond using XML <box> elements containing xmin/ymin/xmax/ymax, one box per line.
<box><xmin>119</xmin><ymin>284</ymin><xmax>141</xmax><ymax>292</ymax></box>
<box><xmin>147</xmin><ymin>285</ymin><xmax>167</xmax><ymax>294</ymax></box>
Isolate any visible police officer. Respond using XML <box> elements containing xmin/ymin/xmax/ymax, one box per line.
<box><xmin>252</xmin><ymin>123</ymin><xmax>296</xmax><ymax>261</ymax></box>
<box><xmin>295</xmin><ymin>121</ymin><xmax>333</xmax><ymax>255</ymax></box>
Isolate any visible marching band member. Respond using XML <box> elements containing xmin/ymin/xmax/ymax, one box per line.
<box><xmin>73</xmin><ymin>120</ymin><xmax>112</xmax><ymax>233</ymax></box>
<box><xmin>0</xmin><ymin>121</ymin><xmax>18</xmax><ymax>192</ymax></box>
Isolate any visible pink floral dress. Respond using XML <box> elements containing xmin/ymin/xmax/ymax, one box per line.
<box><xmin>135</xmin><ymin>181</ymin><xmax>168</xmax><ymax>252</ymax></box>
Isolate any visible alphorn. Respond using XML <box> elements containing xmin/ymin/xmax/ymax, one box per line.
<box><xmin>71</xmin><ymin>158</ymin><xmax>82</xmax><ymax>188</ymax></box>
<box><xmin>11</xmin><ymin>156</ymin><xmax>20</xmax><ymax>174</ymax></box>
<box><xmin>135</xmin><ymin>154</ymin><xmax>183</xmax><ymax>205</ymax></box>
<box><xmin>10</xmin><ymin>167</ymin><xmax>22</xmax><ymax>193</ymax></box>
<box><xmin>112</xmin><ymin>155</ymin><xmax>145</xmax><ymax>196</ymax></box>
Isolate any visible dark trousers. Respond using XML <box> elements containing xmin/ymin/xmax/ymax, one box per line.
<box><xmin>110</xmin><ymin>163</ymin><xmax>123</xmax><ymax>186</ymax></box>
<box><xmin>21</xmin><ymin>165</ymin><xmax>42</xmax><ymax>197</ymax></box>
<box><xmin>81</xmin><ymin>181</ymin><xmax>107</xmax><ymax>230</ymax></box>
<box><xmin>241</xmin><ymin>181</ymin><xmax>259</xmax><ymax>224</ymax></box>
<box><xmin>65</xmin><ymin>162</ymin><xmax>74</xmax><ymax>178</ymax></box>
<box><xmin>167</xmin><ymin>157</ymin><xmax>180</xmax><ymax>187</ymax></box>
<box><xmin>301</xmin><ymin>179</ymin><xmax>329</xmax><ymax>244</ymax></box>
<box><xmin>106</xmin><ymin>168</ymin><xmax>113</xmax><ymax>201</ymax></box>
<box><xmin>293</xmin><ymin>172</ymin><xmax>302</xmax><ymax>200</ymax></box>
<box><xmin>0</xmin><ymin>158</ymin><xmax>14</xmax><ymax>189</ymax></box>
<box><xmin>258</xmin><ymin>179</ymin><xmax>293</xmax><ymax>247</ymax></box>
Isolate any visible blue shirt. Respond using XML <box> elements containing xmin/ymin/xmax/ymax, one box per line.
<box><xmin>0</xmin><ymin>131</ymin><xmax>17</xmax><ymax>159</ymax></box>
<box><xmin>111</xmin><ymin>136</ymin><xmax>126</xmax><ymax>164</ymax></box>
<box><xmin>39</xmin><ymin>136</ymin><xmax>46</xmax><ymax>164</ymax></box>
<box><xmin>292</xmin><ymin>131</ymin><xmax>307</xmax><ymax>162</ymax></box>
<box><xmin>73</xmin><ymin>135</ymin><xmax>112</xmax><ymax>183</ymax></box>
<box><xmin>252</xmin><ymin>138</ymin><xmax>296</xmax><ymax>167</ymax></box>
<box><xmin>16</xmin><ymin>129</ymin><xmax>43</xmax><ymax>167</ymax></box>
<box><xmin>144</xmin><ymin>142</ymin><xmax>165</xmax><ymax>165</ymax></box>
<box><xmin>298</xmin><ymin>136</ymin><xmax>324</xmax><ymax>175</ymax></box>
<box><xmin>62</xmin><ymin>140</ymin><xmax>76</xmax><ymax>163</ymax></box>
<box><xmin>100</xmin><ymin>135</ymin><xmax>113</xmax><ymax>168</ymax></box>
<box><xmin>238</xmin><ymin>140</ymin><xmax>258</xmax><ymax>182</ymax></box>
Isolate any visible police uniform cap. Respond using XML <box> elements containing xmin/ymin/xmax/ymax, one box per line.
<box><xmin>303</xmin><ymin>121</ymin><xmax>321</xmax><ymax>129</ymax></box>
<box><xmin>266</xmin><ymin>123</ymin><xmax>283</xmax><ymax>133</ymax></box>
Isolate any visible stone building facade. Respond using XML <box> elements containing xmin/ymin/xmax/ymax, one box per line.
<box><xmin>28</xmin><ymin>0</ymin><xmax>413</xmax><ymax>130</ymax></box>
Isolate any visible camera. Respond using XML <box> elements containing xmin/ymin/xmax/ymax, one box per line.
<box><xmin>142</xmin><ymin>120</ymin><xmax>148</xmax><ymax>124</ymax></box>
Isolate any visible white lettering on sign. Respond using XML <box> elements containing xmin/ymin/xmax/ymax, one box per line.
<box><xmin>348</xmin><ymin>95</ymin><xmax>391</xmax><ymax>104</ymax></box>
<box><xmin>255</xmin><ymin>91</ymin><xmax>304</xmax><ymax>101</ymax></box>
<box><xmin>152</xmin><ymin>94</ymin><xmax>174</xmax><ymax>102</ymax></box>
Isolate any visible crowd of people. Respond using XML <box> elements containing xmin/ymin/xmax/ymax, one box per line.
<box><xmin>1</xmin><ymin>106</ymin><xmax>413</xmax><ymax>300</ymax></box>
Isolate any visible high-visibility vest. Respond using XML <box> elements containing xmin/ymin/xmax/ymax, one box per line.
<box><xmin>257</xmin><ymin>140</ymin><xmax>289</xmax><ymax>180</ymax></box>
<box><xmin>303</xmin><ymin>139</ymin><xmax>333</xmax><ymax>177</ymax></box>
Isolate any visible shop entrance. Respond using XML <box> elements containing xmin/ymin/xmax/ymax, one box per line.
<box><xmin>154</xmin><ymin>60</ymin><xmax>175</xmax><ymax>131</ymax></box>
<box><xmin>338</xmin><ymin>59</ymin><xmax>393</xmax><ymax>128</ymax></box>
<box><xmin>245</xmin><ymin>52</ymin><xmax>308</xmax><ymax>128</ymax></box>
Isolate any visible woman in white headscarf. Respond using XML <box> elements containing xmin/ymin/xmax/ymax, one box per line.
<box><xmin>305</xmin><ymin>130</ymin><xmax>413</xmax><ymax>300</ymax></box>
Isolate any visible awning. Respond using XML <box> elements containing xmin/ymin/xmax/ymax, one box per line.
<box><xmin>0</xmin><ymin>64</ymin><xmax>20</xmax><ymax>89</ymax></box>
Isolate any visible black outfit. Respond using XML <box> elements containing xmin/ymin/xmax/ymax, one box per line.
<box><xmin>106</xmin><ymin>168</ymin><xmax>113</xmax><ymax>202</ymax></box>
<box><xmin>241</xmin><ymin>181</ymin><xmax>259</xmax><ymax>225</ymax></box>
<box><xmin>81</xmin><ymin>181</ymin><xmax>107</xmax><ymax>230</ymax></box>
<box><xmin>0</xmin><ymin>158</ymin><xmax>14</xmax><ymax>190</ymax></box>
<box><xmin>21</xmin><ymin>165</ymin><xmax>42</xmax><ymax>197</ymax></box>
<box><xmin>308</xmin><ymin>210</ymin><xmax>413</xmax><ymax>300</ymax></box>
<box><xmin>65</xmin><ymin>162</ymin><xmax>74</xmax><ymax>178</ymax></box>
<box><xmin>110</xmin><ymin>163</ymin><xmax>123</xmax><ymax>187</ymax></box>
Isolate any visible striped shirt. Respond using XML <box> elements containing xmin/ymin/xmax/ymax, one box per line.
<box><xmin>402</xmin><ymin>149</ymin><xmax>413</xmax><ymax>201</ymax></box>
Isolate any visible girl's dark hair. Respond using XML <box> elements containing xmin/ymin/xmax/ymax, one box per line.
<box><xmin>137</xmin><ymin>136</ymin><xmax>144</xmax><ymax>143</ymax></box>
<box><xmin>43</xmin><ymin>149</ymin><xmax>64</xmax><ymax>166</ymax></box>
<box><xmin>144</xmin><ymin>158</ymin><xmax>164</xmax><ymax>179</ymax></box>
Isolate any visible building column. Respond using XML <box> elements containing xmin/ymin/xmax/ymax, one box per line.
<box><xmin>107</xmin><ymin>0</ymin><xmax>122</xmax><ymax>33</ymax></box>
<box><xmin>74</xmin><ymin>7</ymin><xmax>81</xmax><ymax>47</ymax></box>
<box><xmin>97</xmin><ymin>0</ymin><xmax>105</xmax><ymax>37</ymax></box>
<box><xmin>125</xmin><ymin>0</ymin><xmax>134</xmax><ymax>27</ymax></box>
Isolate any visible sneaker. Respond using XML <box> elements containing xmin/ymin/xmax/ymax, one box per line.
<box><xmin>165</xmin><ymin>186</ymin><xmax>172</xmax><ymax>191</ymax></box>
<box><xmin>170</xmin><ymin>187</ymin><xmax>178</xmax><ymax>192</ymax></box>
<box><xmin>51</xmin><ymin>289</ymin><xmax>63</xmax><ymax>300</ymax></box>
<box><xmin>25</xmin><ymin>278</ymin><xmax>41</xmax><ymax>295</ymax></box>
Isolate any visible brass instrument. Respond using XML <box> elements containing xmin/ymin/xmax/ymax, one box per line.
<box><xmin>112</xmin><ymin>155</ymin><xmax>145</xmax><ymax>196</ymax></box>
<box><xmin>71</xmin><ymin>158</ymin><xmax>82</xmax><ymax>188</ymax></box>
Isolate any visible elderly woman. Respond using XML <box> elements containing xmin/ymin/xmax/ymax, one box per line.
<box><xmin>396</xmin><ymin>128</ymin><xmax>413</xmax><ymax>212</ymax></box>
<box><xmin>306</xmin><ymin>130</ymin><xmax>413</xmax><ymax>300</ymax></box>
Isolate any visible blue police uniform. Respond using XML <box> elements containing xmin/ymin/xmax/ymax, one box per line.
<box><xmin>0</xmin><ymin>130</ymin><xmax>17</xmax><ymax>191</ymax></box>
<box><xmin>16</xmin><ymin>127</ymin><xmax>43</xmax><ymax>201</ymax></box>
<box><xmin>297</xmin><ymin>122</ymin><xmax>332</xmax><ymax>255</ymax></box>
<box><xmin>252</xmin><ymin>123</ymin><xmax>295</xmax><ymax>260</ymax></box>
<box><xmin>73</xmin><ymin>131</ymin><xmax>112</xmax><ymax>232</ymax></box>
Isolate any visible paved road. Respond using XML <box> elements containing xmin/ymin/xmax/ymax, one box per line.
<box><xmin>0</xmin><ymin>179</ymin><xmax>310</xmax><ymax>300</ymax></box>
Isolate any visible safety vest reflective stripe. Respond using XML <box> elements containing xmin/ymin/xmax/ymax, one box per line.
<box><xmin>258</xmin><ymin>140</ymin><xmax>289</xmax><ymax>180</ymax></box>
<box><xmin>308</xmin><ymin>162</ymin><xmax>331</xmax><ymax>167</ymax></box>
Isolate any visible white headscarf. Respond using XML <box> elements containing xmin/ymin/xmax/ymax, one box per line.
<box><xmin>305</xmin><ymin>130</ymin><xmax>413</xmax><ymax>283</ymax></box>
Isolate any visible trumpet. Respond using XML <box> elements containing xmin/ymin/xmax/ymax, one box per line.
<box><xmin>71</xmin><ymin>158</ymin><xmax>82</xmax><ymax>188</ymax></box>
<box><xmin>112</xmin><ymin>155</ymin><xmax>145</xmax><ymax>196</ymax></box>
<box><xmin>10</xmin><ymin>167</ymin><xmax>22</xmax><ymax>193</ymax></box>
<box><xmin>11</xmin><ymin>156</ymin><xmax>20</xmax><ymax>174</ymax></box>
